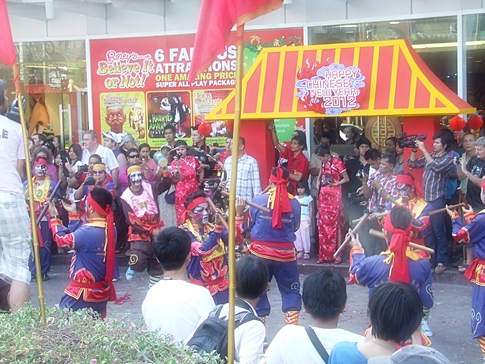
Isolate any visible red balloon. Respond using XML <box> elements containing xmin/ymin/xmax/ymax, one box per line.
<box><xmin>449</xmin><ymin>116</ymin><xmax>466</xmax><ymax>131</ymax></box>
<box><xmin>197</xmin><ymin>123</ymin><xmax>212</xmax><ymax>137</ymax></box>
<box><xmin>468</xmin><ymin>115</ymin><xmax>483</xmax><ymax>130</ymax></box>
<box><xmin>226</xmin><ymin>120</ymin><xmax>234</xmax><ymax>132</ymax></box>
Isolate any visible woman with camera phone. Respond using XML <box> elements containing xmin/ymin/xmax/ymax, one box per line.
<box><xmin>139</xmin><ymin>143</ymin><xmax>158</xmax><ymax>178</ymax></box>
<box><xmin>171</xmin><ymin>140</ymin><xmax>204</xmax><ymax>225</ymax></box>
<box><xmin>316</xmin><ymin>144</ymin><xmax>349</xmax><ymax>264</ymax></box>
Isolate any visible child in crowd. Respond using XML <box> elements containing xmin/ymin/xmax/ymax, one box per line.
<box><xmin>295</xmin><ymin>180</ymin><xmax>313</xmax><ymax>260</ymax></box>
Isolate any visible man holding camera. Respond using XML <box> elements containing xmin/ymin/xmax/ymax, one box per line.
<box><xmin>74</xmin><ymin>163</ymin><xmax>116</xmax><ymax>202</ymax></box>
<box><xmin>457</xmin><ymin>136</ymin><xmax>485</xmax><ymax>212</ymax></box>
<box><xmin>407</xmin><ymin>131</ymin><xmax>454</xmax><ymax>274</ymax></box>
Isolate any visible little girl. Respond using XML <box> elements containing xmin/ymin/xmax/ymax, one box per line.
<box><xmin>295</xmin><ymin>180</ymin><xmax>313</xmax><ymax>260</ymax></box>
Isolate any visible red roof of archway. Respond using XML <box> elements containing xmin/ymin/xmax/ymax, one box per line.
<box><xmin>206</xmin><ymin>39</ymin><xmax>474</xmax><ymax>120</ymax></box>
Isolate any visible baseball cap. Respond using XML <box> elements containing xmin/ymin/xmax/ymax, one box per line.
<box><xmin>368</xmin><ymin>345</ymin><xmax>452</xmax><ymax>364</ymax></box>
<box><xmin>119</xmin><ymin>134</ymin><xmax>135</xmax><ymax>147</ymax></box>
<box><xmin>102</xmin><ymin>132</ymin><xmax>120</xmax><ymax>144</ymax></box>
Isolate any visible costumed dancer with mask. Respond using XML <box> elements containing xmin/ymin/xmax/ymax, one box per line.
<box><xmin>348</xmin><ymin>206</ymin><xmax>434</xmax><ymax>338</ymax></box>
<box><xmin>248</xmin><ymin>167</ymin><xmax>302</xmax><ymax>324</ymax></box>
<box><xmin>48</xmin><ymin>187</ymin><xmax>117</xmax><ymax>318</ymax></box>
<box><xmin>121</xmin><ymin>165</ymin><xmax>169</xmax><ymax>287</ymax></box>
<box><xmin>180</xmin><ymin>190</ymin><xmax>246</xmax><ymax>305</ymax></box>
<box><xmin>24</xmin><ymin>157</ymin><xmax>58</xmax><ymax>281</ymax></box>
<box><xmin>448</xmin><ymin>180</ymin><xmax>485</xmax><ymax>361</ymax></box>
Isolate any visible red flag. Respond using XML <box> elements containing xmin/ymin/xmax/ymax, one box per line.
<box><xmin>188</xmin><ymin>0</ymin><xmax>283</xmax><ymax>82</ymax></box>
<box><xmin>0</xmin><ymin>0</ymin><xmax>16</xmax><ymax>67</ymax></box>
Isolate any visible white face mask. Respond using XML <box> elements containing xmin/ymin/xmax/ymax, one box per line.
<box><xmin>130</xmin><ymin>171</ymin><xmax>143</xmax><ymax>186</ymax></box>
<box><xmin>34</xmin><ymin>164</ymin><xmax>46</xmax><ymax>177</ymax></box>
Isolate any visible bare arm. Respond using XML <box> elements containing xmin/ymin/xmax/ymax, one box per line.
<box><xmin>269</xmin><ymin>126</ymin><xmax>285</xmax><ymax>153</ymax></box>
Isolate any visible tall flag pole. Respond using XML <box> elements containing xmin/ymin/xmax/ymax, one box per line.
<box><xmin>0</xmin><ymin>0</ymin><xmax>46</xmax><ymax>322</ymax></box>
<box><xmin>190</xmin><ymin>1</ymin><xmax>283</xmax><ymax>362</ymax></box>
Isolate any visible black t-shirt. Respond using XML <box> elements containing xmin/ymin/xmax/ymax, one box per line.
<box><xmin>344</xmin><ymin>157</ymin><xmax>369</xmax><ymax>195</ymax></box>
<box><xmin>466</xmin><ymin>155</ymin><xmax>485</xmax><ymax>211</ymax></box>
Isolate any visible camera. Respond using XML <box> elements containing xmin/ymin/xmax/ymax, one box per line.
<box><xmin>320</xmin><ymin>176</ymin><xmax>334</xmax><ymax>187</ymax></box>
<box><xmin>356</xmin><ymin>168</ymin><xmax>367</xmax><ymax>179</ymax></box>
<box><xmin>397</xmin><ymin>132</ymin><xmax>427</xmax><ymax>148</ymax></box>
<box><xmin>84</xmin><ymin>176</ymin><xmax>96</xmax><ymax>186</ymax></box>
<box><xmin>78</xmin><ymin>164</ymin><xmax>89</xmax><ymax>173</ymax></box>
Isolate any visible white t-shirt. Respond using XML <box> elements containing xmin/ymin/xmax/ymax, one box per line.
<box><xmin>260</xmin><ymin>325</ymin><xmax>364</xmax><ymax>364</ymax></box>
<box><xmin>295</xmin><ymin>195</ymin><xmax>313</xmax><ymax>220</ymax></box>
<box><xmin>186</xmin><ymin>300</ymin><xmax>266</xmax><ymax>364</ymax></box>
<box><xmin>0</xmin><ymin>115</ymin><xmax>25</xmax><ymax>195</ymax></box>
<box><xmin>142</xmin><ymin>279</ymin><xmax>215</xmax><ymax>342</ymax></box>
<box><xmin>81</xmin><ymin>144</ymin><xmax>119</xmax><ymax>173</ymax></box>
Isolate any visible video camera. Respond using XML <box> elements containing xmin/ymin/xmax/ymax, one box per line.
<box><xmin>397</xmin><ymin>132</ymin><xmax>427</xmax><ymax>148</ymax></box>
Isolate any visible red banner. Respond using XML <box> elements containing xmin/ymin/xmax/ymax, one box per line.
<box><xmin>90</xmin><ymin>28</ymin><xmax>303</xmax><ymax>148</ymax></box>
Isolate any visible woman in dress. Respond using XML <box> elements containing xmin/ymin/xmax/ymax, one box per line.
<box><xmin>171</xmin><ymin>140</ymin><xmax>203</xmax><ymax>225</ymax></box>
<box><xmin>316</xmin><ymin>143</ymin><xmax>349</xmax><ymax>264</ymax></box>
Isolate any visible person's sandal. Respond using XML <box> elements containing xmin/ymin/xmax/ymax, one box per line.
<box><xmin>334</xmin><ymin>256</ymin><xmax>342</xmax><ymax>265</ymax></box>
<box><xmin>458</xmin><ymin>264</ymin><xmax>469</xmax><ymax>273</ymax></box>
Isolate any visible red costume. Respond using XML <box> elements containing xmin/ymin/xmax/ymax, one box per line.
<box><xmin>171</xmin><ymin>156</ymin><xmax>201</xmax><ymax>225</ymax></box>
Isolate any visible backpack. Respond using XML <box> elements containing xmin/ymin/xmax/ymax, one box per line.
<box><xmin>186</xmin><ymin>299</ymin><xmax>260</xmax><ymax>362</ymax></box>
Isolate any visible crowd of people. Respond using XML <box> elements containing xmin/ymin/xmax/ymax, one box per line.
<box><xmin>0</xmin><ymin>77</ymin><xmax>483</xmax><ymax>363</ymax></box>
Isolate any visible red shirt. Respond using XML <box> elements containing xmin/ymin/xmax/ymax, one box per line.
<box><xmin>281</xmin><ymin>146</ymin><xmax>309</xmax><ymax>193</ymax></box>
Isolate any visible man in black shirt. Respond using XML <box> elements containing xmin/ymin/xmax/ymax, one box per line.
<box><xmin>457</xmin><ymin>136</ymin><xmax>485</xmax><ymax>212</ymax></box>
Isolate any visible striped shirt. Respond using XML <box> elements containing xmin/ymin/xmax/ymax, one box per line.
<box><xmin>367</xmin><ymin>172</ymin><xmax>399</xmax><ymax>213</ymax></box>
<box><xmin>407</xmin><ymin>152</ymin><xmax>453</xmax><ymax>202</ymax></box>
<box><xmin>224</xmin><ymin>153</ymin><xmax>262</xmax><ymax>202</ymax></box>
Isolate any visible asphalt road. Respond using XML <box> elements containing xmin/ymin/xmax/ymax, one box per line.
<box><xmin>30</xmin><ymin>265</ymin><xmax>482</xmax><ymax>364</ymax></box>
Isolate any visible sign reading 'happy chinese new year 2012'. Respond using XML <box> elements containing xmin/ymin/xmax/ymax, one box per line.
<box><xmin>295</xmin><ymin>62</ymin><xmax>365</xmax><ymax>116</ymax></box>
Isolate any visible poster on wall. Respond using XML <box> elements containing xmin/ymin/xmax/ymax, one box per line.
<box><xmin>90</xmin><ymin>28</ymin><xmax>304</xmax><ymax>148</ymax></box>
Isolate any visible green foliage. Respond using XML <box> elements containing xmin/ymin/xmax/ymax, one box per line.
<box><xmin>0</xmin><ymin>304</ymin><xmax>221</xmax><ymax>364</ymax></box>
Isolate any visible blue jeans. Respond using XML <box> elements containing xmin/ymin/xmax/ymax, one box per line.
<box><xmin>425</xmin><ymin>196</ymin><xmax>449</xmax><ymax>266</ymax></box>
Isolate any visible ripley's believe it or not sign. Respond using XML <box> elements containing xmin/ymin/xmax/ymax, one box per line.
<box><xmin>295</xmin><ymin>62</ymin><xmax>365</xmax><ymax>116</ymax></box>
<box><xmin>90</xmin><ymin>28</ymin><xmax>304</xmax><ymax>148</ymax></box>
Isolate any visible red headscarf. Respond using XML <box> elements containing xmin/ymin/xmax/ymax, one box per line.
<box><xmin>383</xmin><ymin>212</ymin><xmax>413</xmax><ymax>283</ymax></box>
<box><xmin>396</xmin><ymin>174</ymin><xmax>423</xmax><ymax>198</ymax></box>
<box><xmin>34</xmin><ymin>157</ymin><xmax>48</xmax><ymax>167</ymax></box>
<box><xmin>268</xmin><ymin>168</ymin><xmax>292</xmax><ymax>229</ymax></box>
<box><xmin>86</xmin><ymin>193</ymin><xmax>117</xmax><ymax>301</ymax></box>
<box><xmin>183</xmin><ymin>196</ymin><xmax>208</xmax><ymax>222</ymax></box>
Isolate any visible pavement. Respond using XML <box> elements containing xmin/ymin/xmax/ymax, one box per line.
<box><xmin>28</xmin><ymin>254</ymin><xmax>481</xmax><ymax>364</ymax></box>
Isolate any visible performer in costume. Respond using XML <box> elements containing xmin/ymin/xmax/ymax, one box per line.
<box><xmin>48</xmin><ymin>187</ymin><xmax>117</xmax><ymax>318</ymax></box>
<box><xmin>121</xmin><ymin>165</ymin><xmax>169</xmax><ymax>287</ymax></box>
<box><xmin>180</xmin><ymin>190</ymin><xmax>245</xmax><ymax>305</ymax></box>
<box><xmin>348</xmin><ymin>206</ymin><xmax>434</xmax><ymax>338</ymax></box>
<box><xmin>395</xmin><ymin>173</ymin><xmax>432</xmax><ymax>258</ymax></box>
<box><xmin>315</xmin><ymin>143</ymin><xmax>349</xmax><ymax>264</ymax></box>
<box><xmin>248</xmin><ymin>167</ymin><xmax>302</xmax><ymax>325</ymax></box>
<box><xmin>448</xmin><ymin>180</ymin><xmax>485</xmax><ymax>361</ymax></box>
<box><xmin>24</xmin><ymin>157</ymin><xmax>57</xmax><ymax>281</ymax></box>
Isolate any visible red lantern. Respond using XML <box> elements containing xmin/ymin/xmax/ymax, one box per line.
<box><xmin>468</xmin><ymin>115</ymin><xmax>483</xmax><ymax>130</ymax></box>
<box><xmin>226</xmin><ymin>120</ymin><xmax>234</xmax><ymax>132</ymax></box>
<box><xmin>449</xmin><ymin>116</ymin><xmax>466</xmax><ymax>131</ymax></box>
<box><xmin>197</xmin><ymin>123</ymin><xmax>212</xmax><ymax>137</ymax></box>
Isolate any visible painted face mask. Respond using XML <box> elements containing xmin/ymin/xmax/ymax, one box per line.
<box><xmin>34</xmin><ymin>164</ymin><xmax>46</xmax><ymax>177</ymax></box>
<box><xmin>397</xmin><ymin>183</ymin><xmax>413</xmax><ymax>200</ymax></box>
<box><xmin>130</xmin><ymin>171</ymin><xmax>143</xmax><ymax>186</ymax></box>
<box><xmin>192</xmin><ymin>203</ymin><xmax>209</xmax><ymax>225</ymax></box>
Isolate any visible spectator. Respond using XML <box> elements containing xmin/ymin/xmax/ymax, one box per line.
<box><xmin>0</xmin><ymin>81</ymin><xmax>31</xmax><ymax>311</ymax></box>
<box><xmin>189</xmin><ymin>126</ymin><xmax>217</xmax><ymax>178</ymax></box>
<box><xmin>223</xmin><ymin>136</ymin><xmax>261</xmax><ymax>203</ymax></box>
<box><xmin>139</xmin><ymin>143</ymin><xmax>158</xmax><ymax>177</ymax></box>
<box><xmin>261</xmin><ymin>269</ymin><xmax>363</xmax><ymax>364</ymax></box>
<box><xmin>75</xmin><ymin>163</ymin><xmax>116</xmax><ymax>201</ymax></box>
<box><xmin>103</xmin><ymin>131</ymin><xmax>127</xmax><ymax>168</ymax></box>
<box><xmin>81</xmin><ymin>130</ymin><xmax>119</xmax><ymax>186</ymax></box>
<box><xmin>187</xmin><ymin>256</ymin><xmax>268</xmax><ymax>363</ymax></box>
<box><xmin>269</xmin><ymin>123</ymin><xmax>309</xmax><ymax>195</ymax></box>
<box><xmin>368</xmin><ymin>345</ymin><xmax>452</xmax><ymax>364</ymax></box>
<box><xmin>294</xmin><ymin>180</ymin><xmax>313</xmax><ymax>260</ymax></box>
<box><xmin>163</xmin><ymin>124</ymin><xmax>177</xmax><ymax>148</ymax></box>
<box><xmin>27</xmin><ymin>137</ymin><xmax>35</xmax><ymax>157</ymax></box>
<box><xmin>343</xmin><ymin>125</ymin><xmax>361</xmax><ymax>145</ymax></box>
<box><xmin>457</xmin><ymin>136</ymin><xmax>485</xmax><ymax>212</ymax></box>
<box><xmin>408</xmin><ymin>131</ymin><xmax>454</xmax><ymax>274</ymax></box>
<box><xmin>119</xmin><ymin>133</ymin><xmax>137</xmax><ymax>155</ymax></box>
<box><xmin>385</xmin><ymin>137</ymin><xmax>398</xmax><ymax>155</ymax></box>
<box><xmin>451</xmin><ymin>125</ymin><xmax>470</xmax><ymax>155</ymax></box>
<box><xmin>68</xmin><ymin>153</ymin><xmax>113</xmax><ymax>190</ymax></box>
<box><xmin>52</xmin><ymin>135</ymin><xmax>61</xmax><ymax>153</ymax></box>
<box><xmin>292</xmin><ymin>129</ymin><xmax>309</xmax><ymax>158</ymax></box>
<box><xmin>393</xmin><ymin>142</ymin><xmax>405</xmax><ymax>175</ymax></box>
<box><xmin>315</xmin><ymin>143</ymin><xmax>349</xmax><ymax>264</ymax></box>
<box><xmin>32</xmin><ymin>133</ymin><xmax>46</xmax><ymax>147</ymax></box>
<box><xmin>360</xmin><ymin>152</ymin><xmax>398</xmax><ymax>256</ymax></box>
<box><xmin>329</xmin><ymin>282</ymin><xmax>423</xmax><ymax>364</ymax></box>
<box><xmin>65</xmin><ymin>143</ymin><xmax>83</xmax><ymax>201</ymax></box>
<box><xmin>309</xmin><ymin>132</ymin><xmax>339</xmax><ymax>201</ymax></box>
<box><xmin>142</xmin><ymin>227</ymin><xmax>215</xmax><ymax>342</ymax></box>
<box><xmin>171</xmin><ymin>140</ymin><xmax>203</xmax><ymax>225</ymax></box>
<box><xmin>32</xmin><ymin>146</ymin><xmax>58</xmax><ymax>183</ymax></box>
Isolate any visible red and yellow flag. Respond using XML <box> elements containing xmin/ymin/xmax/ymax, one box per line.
<box><xmin>188</xmin><ymin>0</ymin><xmax>283</xmax><ymax>82</ymax></box>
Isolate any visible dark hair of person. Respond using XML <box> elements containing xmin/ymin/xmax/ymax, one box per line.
<box><xmin>368</xmin><ymin>282</ymin><xmax>423</xmax><ymax>343</ymax></box>
<box><xmin>139</xmin><ymin>143</ymin><xmax>150</xmax><ymax>152</ymax></box>
<box><xmin>381</xmin><ymin>153</ymin><xmax>397</xmax><ymax>167</ymax></box>
<box><xmin>239</xmin><ymin>136</ymin><xmax>246</xmax><ymax>146</ymax></box>
<box><xmin>463</xmin><ymin>132</ymin><xmax>476</xmax><ymax>140</ymax></box>
<box><xmin>34</xmin><ymin>133</ymin><xmax>47</xmax><ymax>143</ymax></box>
<box><xmin>69</xmin><ymin>143</ymin><xmax>83</xmax><ymax>163</ymax></box>
<box><xmin>320</xmin><ymin>131</ymin><xmax>336</xmax><ymax>146</ymax></box>
<box><xmin>364</xmin><ymin>148</ymin><xmax>381</xmax><ymax>161</ymax></box>
<box><xmin>43</xmin><ymin>140</ymin><xmax>57</xmax><ymax>156</ymax></box>
<box><xmin>292</xmin><ymin>130</ymin><xmax>307</xmax><ymax>150</ymax></box>
<box><xmin>32</xmin><ymin>146</ymin><xmax>53</xmax><ymax>163</ymax></box>
<box><xmin>153</xmin><ymin>227</ymin><xmax>192</xmax><ymax>271</ymax></box>
<box><xmin>88</xmin><ymin>153</ymin><xmax>102</xmax><ymax>164</ymax></box>
<box><xmin>235</xmin><ymin>256</ymin><xmax>269</xmax><ymax>299</ymax></box>
<box><xmin>315</xmin><ymin>143</ymin><xmax>331</xmax><ymax>157</ymax></box>
<box><xmin>433</xmin><ymin>130</ymin><xmax>453</xmax><ymax>151</ymax></box>
<box><xmin>89</xmin><ymin>187</ymin><xmax>113</xmax><ymax>211</ymax></box>
<box><xmin>163</xmin><ymin>124</ymin><xmax>176</xmax><ymax>134</ymax></box>
<box><xmin>302</xmin><ymin>269</ymin><xmax>347</xmax><ymax>321</ymax></box>
<box><xmin>270</xmin><ymin>166</ymin><xmax>290</xmax><ymax>180</ymax></box>
<box><xmin>174</xmin><ymin>139</ymin><xmax>188</xmax><ymax>148</ymax></box>
<box><xmin>184</xmin><ymin>189</ymin><xmax>207</xmax><ymax>209</ymax></box>
<box><xmin>389</xmin><ymin>206</ymin><xmax>413</xmax><ymax>231</ymax></box>
<box><xmin>297</xmin><ymin>179</ymin><xmax>311</xmax><ymax>196</ymax></box>
<box><xmin>386</xmin><ymin>137</ymin><xmax>398</xmax><ymax>146</ymax></box>
<box><xmin>356</xmin><ymin>137</ymin><xmax>372</xmax><ymax>149</ymax></box>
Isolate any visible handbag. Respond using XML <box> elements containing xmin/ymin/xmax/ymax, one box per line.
<box><xmin>305</xmin><ymin>326</ymin><xmax>329</xmax><ymax>363</ymax></box>
<box><xmin>164</xmin><ymin>185</ymin><xmax>176</xmax><ymax>204</ymax></box>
